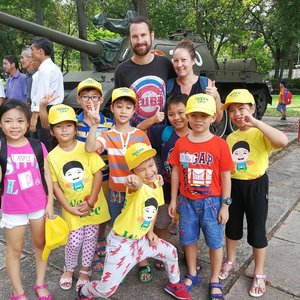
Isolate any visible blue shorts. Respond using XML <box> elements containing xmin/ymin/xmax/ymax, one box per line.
<box><xmin>276</xmin><ymin>103</ymin><xmax>286</xmax><ymax>112</ymax></box>
<box><xmin>177</xmin><ymin>195</ymin><xmax>224</xmax><ymax>249</ymax></box>
<box><xmin>107</xmin><ymin>189</ymin><xmax>126</xmax><ymax>226</ymax></box>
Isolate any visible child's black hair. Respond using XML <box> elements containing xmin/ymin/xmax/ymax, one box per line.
<box><xmin>166</xmin><ymin>93</ymin><xmax>188</xmax><ymax>111</ymax></box>
<box><xmin>0</xmin><ymin>99</ymin><xmax>32</xmax><ymax>123</ymax></box>
<box><xmin>111</xmin><ymin>97</ymin><xmax>136</xmax><ymax>107</ymax></box>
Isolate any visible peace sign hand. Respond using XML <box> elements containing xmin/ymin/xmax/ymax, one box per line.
<box><xmin>40</xmin><ymin>91</ymin><xmax>59</xmax><ymax>107</ymax></box>
<box><xmin>87</xmin><ymin>99</ymin><xmax>101</xmax><ymax>125</ymax></box>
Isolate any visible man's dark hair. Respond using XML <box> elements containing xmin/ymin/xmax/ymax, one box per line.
<box><xmin>129</xmin><ymin>16</ymin><xmax>153</xmax><ymax>34</ymax></box>
<box><xmin>31</xmin><ymin>37</ymin><xmax>53</xmax><ymax>56</ymax></box>
<box><xmin>3</xmin><ymin>55</ymin><xmax>19</xmax><ymax>70</ymax></box>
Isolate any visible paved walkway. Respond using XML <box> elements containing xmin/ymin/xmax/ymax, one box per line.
<box><xmin>0</xmin><ymin>116</ymin><xmax>299</xmax><ymax>300</ymax></box>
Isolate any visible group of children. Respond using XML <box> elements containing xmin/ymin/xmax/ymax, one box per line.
<box><xmin>0</xmin><ymin>77</ymin><xmax>288</xmax><ymax>300</ymax></box>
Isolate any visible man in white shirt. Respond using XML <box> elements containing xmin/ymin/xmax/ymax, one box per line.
<box><xmin>30</xmin><ymin>37</ymin><xmax>64</xmax><ymax>150</ymax></box>
<box><xmin>0</xmin><ymin>79</ymin><xmax>5</xmax><ymax>105</ymax></box>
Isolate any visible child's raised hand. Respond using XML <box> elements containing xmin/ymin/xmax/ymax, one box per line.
<box><xmin>87</xmin><ymin>99</ymin><xmax>101</xmax><ymax>125</ymax></box>
<box><xmin>152</xmin><ymin>106</ymin><xmax>165</xmax><ymax>124</ymax></box>
<box><xmin>125</xmin><ymin>174</ymin><xmax>142</xmax><ymax>190</ymax></box>
<box><xmin>157</xmin><ymin>174</ymin><xmax>164</xmax><ymax>186</ymax></box>
<box><xmin>241</xmin><ymin>114</ymin><xmax>259</xmax><ymax>128</ymax></box>
<box><xmin>40</xmin><ymin>91</ymin><xmax>59</xmax><ymax>107</ymax></box>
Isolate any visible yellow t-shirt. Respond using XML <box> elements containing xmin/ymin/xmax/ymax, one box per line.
<box><xmin>47</xmin><ymin>141</ymin><xmax>110</xmax><ymax>231</ymax></box>
<box><xmin>226</xmin><ymin>128</ymin><xmax>275</xmax><ymax>180</ymax></box>
<box><xmin>113</xmin><ymin>179</ymin><xmax>164</xmax><ymax>240</ymax></box>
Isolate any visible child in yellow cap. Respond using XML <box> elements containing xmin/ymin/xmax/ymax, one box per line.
<box><xmin>39</xmin><ymin>78</ymin><xmax>114</xmax><ymax>272</ymax></box>
<box><xmin>168</xmin><ymin>93</ymin><xmax>234</xmax><ymax>299</ymax></box>
<box><xmin>46</xmin><ymin>104</ymin><xmax>110</xmax><ymax>292</ymax></box>
<box><xmin>219</xmin><ymin>89</ymin><xmax>288</xmax><ymax>297</ymax></box>
<box><xmin>85</xmin><ymin>87</ymin><xmax>153</xmax><ymax>282</ymax></box>
<box><xmin>78</xmin><ymin>143</ymin><xmax>192</xmax><ymax>300</ymax></box>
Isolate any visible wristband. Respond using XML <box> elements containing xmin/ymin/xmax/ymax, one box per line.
<box><xmin>86</xmin><ymin>201</ymin><xmax>94</xmax><ymax>209</ymax></box>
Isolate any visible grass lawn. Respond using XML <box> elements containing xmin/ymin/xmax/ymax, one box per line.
<box><xmin>265</xmin><ymin>95</ymin><xmax>300</xmax><ymax>117</ymax></box>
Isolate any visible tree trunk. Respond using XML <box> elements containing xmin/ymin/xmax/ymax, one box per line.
<box><xmin>132</xmin><ymin>0</ymin><xmax>148</xmax><ymax>17</ymax></box>
<box><xmin>76</xmin><ymin>0</ymin><xmax>90</xmax><ymax>71</ymax></box>
<box><xmin>288</xmin><ymin>41</ymin><xmax>296</xmax><ymax>79</ymax></box>
<box><xmin>33</xmin><ymin>0</ymin><xmax>44</xmax><ymax>25</ymax></box>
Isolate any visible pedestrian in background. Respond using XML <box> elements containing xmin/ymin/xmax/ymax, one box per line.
<box><xmin>2</xmin><ymin>55</ymin><xmax>27</xmax><ymax>102</ymax></box>
<box><xmin>276</xmin><ymin>79</ymin><xmax>289</xmax><ymax>120</ymax></box>
<box><xmin>20</xmin><ymin>47</ymin><xmax>40</xmax><ymax>107</ymax></box>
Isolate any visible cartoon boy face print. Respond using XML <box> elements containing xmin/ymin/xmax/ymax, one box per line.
<box><xmin>231</xmin><ymin>141</ymin><xmax>252</xmax><ymax>172</ymax></box>
<box><xmin>140</xmin><ymin>197</ymin><xmax>158</xmax><ymax>229</ymax></box>
<box><xmin>63</xmin><ymin>161</ymin><xmax>85</xmax><ymax>191</ymax></box>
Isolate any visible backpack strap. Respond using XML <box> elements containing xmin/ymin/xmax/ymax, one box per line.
<box><xmin>28</xmin><ymin>138</ymin><xmax>48</xmax><ymax>195</ymax></box>
<box><xmin>161</xmin><ymin>126</ymin><xmax>174</xmax><ymax>144</ymax></box>
<box><xmin>199</xmin><ymin>76</ymin><xmax>208</xmax><ymax>92</ymax></box>
<box><xmin>166</xmin><ymin>78</ymin><xmax>176</xmax><ymax>97</ymax></box>
<box><xmin>0</xmin><ymin>137</ymin><xmax>7</xmax><ymax>197</ymax></box>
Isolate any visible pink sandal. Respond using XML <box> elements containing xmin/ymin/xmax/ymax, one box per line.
<box><xmin>34</xmin><ymin>284</ymin><xmax>53</xmax><ymax>300</ymax></box>
<box><xmin>219</xmin><ymin>259</ymin><xmax>236</xmax><ymax>280</ymax></box>
<box><xmin>76</xmin><ymin>269</ymin><xmax>91</xmax><ymax>291</ymax></box>
<box><xmin>249</xmin><ymin>274</ymin><xmax>266</xmax><ymax>298</ymax></box>
<box><xmin>10</xmin><ymin>292</ymin><xmax>28</xmax><ymax>300</ymax></box>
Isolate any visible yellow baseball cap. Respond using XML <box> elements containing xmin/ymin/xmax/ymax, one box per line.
<box><xmin>48</xmin><ymin>104</ymin><xmax>77</xmax><ymax>125</ymax></box>
<box><xmin>221</xmin><ymin>89</ymin><xmax>255</xmax><ymax>110</ymax></box>
<box><xmin>185</xmin><ymin>93</ymin><xmax>216</xmax><ymax>115</ymax></box>
<box><xmin>112</xmin><ymin>87</ymin><xmax>137</xmax><ymax>103</ymax></box>
<box><xmin>42</xmin><ymin>215</ymin><xmax>69</xmax><ymax>261</ymax></box>
<box><xmin>125</xmin><ymin>143</ymin><xmax>157</xmax><ymax>170</ymax></box>
<box><xmin>77</xmin><ymin>77</ymin><xmax>103</xmax><ymax>95</ymax></box>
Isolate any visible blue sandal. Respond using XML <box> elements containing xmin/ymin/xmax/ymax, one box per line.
<box><xmin>209</xmin><ymin>282</ymin><xmax>224</xmax><ymax>300</ymax></box>
<box><xmin>184</xmin><ymin>273</ymin><xmax>202</xmax><ymax>291</ymax></box>
<box><xmin>96</xmin><ymin>237</ymin><xmax>106</xmax><ymax>258</ymax></box>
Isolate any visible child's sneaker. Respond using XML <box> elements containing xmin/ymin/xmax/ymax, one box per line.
<box><xmin>77</xmin><ymin>287</ymin><xmax>92</xmax><ymax>300</ymax></box>
<box><xmin>165</xmin><ymin>281</ymin><xmax>192</xmax><ymax>300</ymax></box>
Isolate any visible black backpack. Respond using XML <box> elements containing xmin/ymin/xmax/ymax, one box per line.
<box><xmin>0</xmin><ymin>137</ymin><xmax>48</xmax><ymax>206</ymax></box>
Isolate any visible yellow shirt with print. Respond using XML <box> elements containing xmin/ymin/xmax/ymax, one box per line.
<box><xmin>47</xmin><ymin>141</ymin><xmax>110</xmax><ymax>231</ymax></box>
<box><xmin>113</xmin><ymin>179</ymin><xmax>164</xmax><ymax>240</ymax></box>
<box><xmin>227</xmin><ymin>128</ymin><xmax>276</xmax><ymax>180</ymax></box>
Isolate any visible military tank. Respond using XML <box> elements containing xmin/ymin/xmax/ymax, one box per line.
<box><xmin>0</xmin><ymin>11</ymin><xmax>272</xmax><ymax>136</ymax></box>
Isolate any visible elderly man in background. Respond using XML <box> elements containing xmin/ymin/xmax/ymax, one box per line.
<box><xmin>30</xmin><ymin>37</ymin><xmax>64</xmax><ymax>151</ymax></box>
<box><xmin>20</xmin><ymin>47</ymin><xmax>40</xmax><ymax>107</ymax></box>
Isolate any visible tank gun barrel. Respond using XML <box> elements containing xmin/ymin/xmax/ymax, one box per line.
<box><xmin>0</xmin><ymin>12</ymin><xmax>101</xmax><ymax>58</ymax></box>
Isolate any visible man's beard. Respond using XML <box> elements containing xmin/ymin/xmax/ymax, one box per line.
<box><xmin>131</xmin><ymin>42</ymin><xmax>152</xmax><ymax>56</ymax></box>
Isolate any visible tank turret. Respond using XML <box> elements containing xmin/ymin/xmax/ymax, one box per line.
<box><xmin>0</xmin><ymin>11</ymin><xmax>272</xmax><ymax>136</ymax></box>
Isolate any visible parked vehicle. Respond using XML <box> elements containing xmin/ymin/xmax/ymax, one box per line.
<box><xmin>0</xmin><ymin>11</ymin><xmax>272</xmax><ymax>136</ymax></box>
